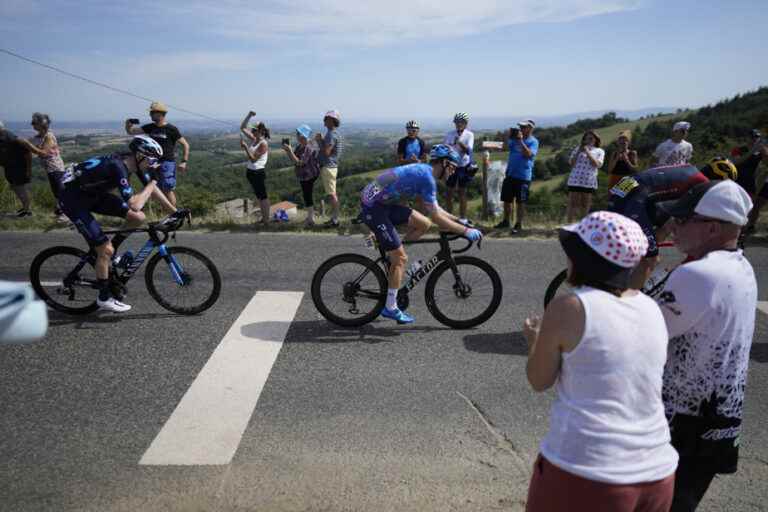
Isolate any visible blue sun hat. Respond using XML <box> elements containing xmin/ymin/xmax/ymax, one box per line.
<box><xmin>296</xmin><ymin>124</ymin><xmax>312</xmax><ymax>139</ymax></box>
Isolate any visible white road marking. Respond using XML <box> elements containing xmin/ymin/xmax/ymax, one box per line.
<box><xmin>757</xmin><ymin>301</ymin><xmax>768</xmax><ymax>315</ymax></box>
<box><xmin>139</xmin><ymin>290</ymin><xmax>304</xmax><ymax>466</ymax></box>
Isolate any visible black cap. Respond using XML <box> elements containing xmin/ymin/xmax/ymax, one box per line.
<box><xmin>655</xmin><ymin>181</ymin><xmax>718</xmax><ymax>219</ymax></box>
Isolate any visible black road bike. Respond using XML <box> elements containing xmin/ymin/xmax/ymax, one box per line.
<box><xmin>29</xmin><ymin>213</ymin><xmax>221</xmax><ymax>315</ymax></box>
<box><xmin>311</xmin><ymin>231</ymin><xmax>502</xmax><ymax>329</ymax></box>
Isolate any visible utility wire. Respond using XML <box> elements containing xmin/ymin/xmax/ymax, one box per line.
<box><xmin>0</xmin><ymin>47</ymin><xmax>236</xmax><ymax>127</ymax></box>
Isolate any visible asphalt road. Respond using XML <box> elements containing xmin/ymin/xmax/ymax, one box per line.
<box><xmin>1</xmin><ymin>231</ymin><xmax>767</xmax><ymax>512</ymax></box>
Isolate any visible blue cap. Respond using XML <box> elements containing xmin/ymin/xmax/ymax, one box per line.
<box><xmin>296</xmin><ymin>124</ymin><xmax>312</xmax><ymax>139</ymax></box>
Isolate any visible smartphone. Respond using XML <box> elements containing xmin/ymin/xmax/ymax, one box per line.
<box><xmin>128</xmin><ymin>118</ymin><xmax>140</xmax><ymax>125</ymax></box>
<box><xmin>282</xmin><ymin>138</ymin><xmax>290</xmax><ymax>145</ymax></box>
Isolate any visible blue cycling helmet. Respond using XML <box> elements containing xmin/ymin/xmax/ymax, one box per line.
<box><xmin>429</xmin><ymin>144</ymin><xmax>461</xmax><ymax>166</ymax></box>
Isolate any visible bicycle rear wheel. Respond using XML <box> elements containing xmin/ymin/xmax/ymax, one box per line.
<box><xmin>311</xmin><ymin>253</ymin><xmax>387</xmax><ymax>327</ymax></box>
<box><xmin>425</xmin><ymin>256</ymin><xmax>502</xmax><ymax>329</ymax></box>
<box><xmin>145</xmin><ymin>246</ymin><xmax>221</xmax><ymax>315</ymax></box>
<box><xmin>29</xmin><ymin>246</ymin><xmax>99</xmax><ymax>315</ymax></box>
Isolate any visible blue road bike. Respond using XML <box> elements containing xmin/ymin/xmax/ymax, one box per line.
<box><xmin>29</xmin><ymin>211</ymin><xmax>221</xmax><ymax>315</ymax></box>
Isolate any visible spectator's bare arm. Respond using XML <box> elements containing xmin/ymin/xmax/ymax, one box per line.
<box><xmin>240</xmin><ymin>111</ymin><xmax>257</xmax><ymax>141</ymax></box>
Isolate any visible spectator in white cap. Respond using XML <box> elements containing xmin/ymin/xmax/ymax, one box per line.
<box><xmin>315</xmin><ymin>110</ymin><xmax>343</xmax><ymax>227</ymax></box>
<box><xmin>653</xmin><ymin>121</ymin><xmax>693</xmax><ymax>167</ymax></box>
<box><xmin>654</xmin><ymin>180</ymin><xmax>757</xmax><ymax>511</ymax></box>
<box><xmin>524</xmin><ymin>211</ymin><xmax>678</xmax><ymax>511</ymax></box>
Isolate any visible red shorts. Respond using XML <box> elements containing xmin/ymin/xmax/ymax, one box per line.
<box><xmin>526</xmin><ymin>454</ymin><xmax>675</xmax><ymax>512</ymax></box>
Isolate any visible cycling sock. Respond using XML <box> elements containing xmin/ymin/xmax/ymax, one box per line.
<box><xmin>97</xmin><ymin>279</ymin><xmax>111</xmax><ymax>301</ymax></box>
<box><xmin>386</xmin><ymin>288</ymin><xmax>398</xmax><ymax>310</ymax></box>
<box><xmin>111</xmin><ymin>233</ymin><xmax>128</xmax><ymax>252</ymax></box>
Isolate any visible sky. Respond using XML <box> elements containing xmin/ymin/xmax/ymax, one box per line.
<box><xmin>1</xmin><ymin>0</ymin><xmax>767</xmax><ymax>124</ymax></box>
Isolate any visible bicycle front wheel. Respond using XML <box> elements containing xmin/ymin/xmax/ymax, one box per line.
<box><xmin>425</xmin><ymin>256</ymin><xmax>502</xmax><ymax>329</ymax></box>
<box><xmin>145</xmin><ymin>246</ymin><xmax>221</xmax><ymax>315</ymax></box>
<box><xmin>543</xmin><ymin>269</ymin><xmax>569</xmax><ymax>308</ymax></box>
<box><xmin>311</xmin><ymin>253</ymin><xmax>387</xmax><ymax>327</ymax></box>
<box><xmin>29</xmin><ymin>246</ymin><xmax>99</xmax><ymax>315</ymax></box>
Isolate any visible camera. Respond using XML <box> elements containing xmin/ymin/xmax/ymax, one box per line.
<box><xmin>509</xmin><ymin>127</ymin><xmax>520</xmax><ymax>138</ymax></box>
<box><xmin>128</xmin><ymin>118</ymin><xmax>140</xmax><ymax>125</ymax></box>
<box><xmin>281</xmin><ymin>137</ymin><xmax>290</xmax><ymax>145</ymax></box>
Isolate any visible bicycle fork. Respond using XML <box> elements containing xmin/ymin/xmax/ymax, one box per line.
<box><xmin>157</xmin><ymin>244</ymin><xmax>188</xmax><ymax>286</ymax></box>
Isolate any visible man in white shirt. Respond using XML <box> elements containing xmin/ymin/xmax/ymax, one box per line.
<box><xmin>655</xmin><ymin>180</ymin><xmax>757</xmax><ymax>512</ymax></box>
<box><xmin>443</xmin><ymin>112</ymin><xmax>475</xmax><ymax>219</ymax></box>
<box><xmin>653</xmin><ymin>121</ymin><xmax>693</xmax><ymax>166</ymax></box>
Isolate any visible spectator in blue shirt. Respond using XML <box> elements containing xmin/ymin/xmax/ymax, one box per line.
<box><xmin>397</xmin><ymin>120</ymin><xmax>427</xmax><ymax>164</ymax></box>
<box><xmin>496</xmin><ymin>120</ymin><xmax>539</xmax><ymax>234</ymax></box>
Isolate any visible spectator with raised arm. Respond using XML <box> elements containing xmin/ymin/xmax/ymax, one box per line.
<box><xmin>444</xmin><ymin>112</ymin><xmax>475</xmax><ymax>220</ymax></box>
<box><xmin>125</xmin><ymin>101</ymin><xmax>190</xmax><ymax>208</ymax></box>
<box><xmin>397</xmin><ymin>120</ymin><xmax>427</xmax><ymax>164</ymax></box>
<box><xmin>496</xmin><ymin>120</ymin><xmax>538</xmax><ymax>234</ymax></box>
<box><xmin>653</xmin><ymin>121</ymin><xmax>693</xmax><ymax>166</ymax></box>
<box><xmin>240</xmin><ymin>111</ymin><xmax>271</xmax><ymax>225</ymax></box>
<box><xmin>315</xmin><ymin>110</ymin><xmax>343</xmax><ymax>227</ymax></box>
<box><xmin>524</xmin><ymin>211</ymin><xmax>678</xmax><ymax>511</ymax></box>
<box><xmin>30</xmin><ymin>113</ymin><xmax>67</xmax><ymax>220</ymax></box>
<box><xmin>566</xmin><ymin>131</ymin><xmax>605</xmax><ymax>222</ymax></box>
<box><xmin>606</xmin><ymin>130</ymin><xmax>638</xmax><ymax>190</ymax></box>
<box><xmin>283</xmin><ymin>124</ymin><xmax>320</xmax><ymax>226</ymax></box>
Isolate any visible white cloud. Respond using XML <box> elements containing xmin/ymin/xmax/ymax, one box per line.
<box><xmin>154</xmin><ymin>0</ymin><xmax>644</xmax><ymax>46</ymax></box>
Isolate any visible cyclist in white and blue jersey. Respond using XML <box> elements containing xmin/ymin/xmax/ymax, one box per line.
<box><xmin>360</xmin><ymin>144</ymin><xmax>483</xmax><ymax>324</ymax></box>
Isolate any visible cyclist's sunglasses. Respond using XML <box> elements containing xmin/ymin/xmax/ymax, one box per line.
<box><xmin>138</xmin><ymin>155</ymin><xmax>161</xmax><ymax>169</ymax></box>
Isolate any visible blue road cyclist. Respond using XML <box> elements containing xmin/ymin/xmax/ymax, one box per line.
<box><xmin>360</xmin><ymin>144</ymin><xmax>483</xmax><ymax>324</ymax></box>
<box><xmin>58</xmin><ymin>135</ymin><xmax>180</xmax><ymax>313</ymax></box>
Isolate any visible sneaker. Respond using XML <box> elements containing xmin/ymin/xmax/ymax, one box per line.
<box><xmin>324</xmin><ymin>219</ymin><xmax>340</xmax><ymax>228</ymax></box>
<box><xmin>96</xmin><ymin>297</ymin><xmax>132</xmax><ymax>313</ymax></box>
<box><xmin>494</xmin><ymin>219</ymin><xmax>510</xmax><ymax>229</ymax></box>
<box><xmin>511</xmin><ymin>223</ymin><xmax>522</xmax><ymax>235</ymax></box>
<box><xmin>380</xmin><ymin>307</ymin><xmax>414</xmax><ymax>324</ymax></box>
<box><xmin>16</xmin><ymin>209</ymin><xmax>32</xmax><ymax>218</ymax></box>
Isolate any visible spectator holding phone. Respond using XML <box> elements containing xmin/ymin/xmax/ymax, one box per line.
<box><xmin>496</xmin><ymin>120</ymin><xmax>538</xmax><ymax>234</ymax></box>
<box><xmin>397</xmin><ymin>120</ymin><xmax>427</xmax><ymax>164</ymax></box>
<box><xmin>125</xmin><ymin>101</ymin><xmax>190</xmax><ymax>208</ymax></box>
<box><xmin>283</xmin><ymin>124</ymin><xmax>320</xmax><ymax>226</ymax></box>
<box><xmin>240</xmin><ymin>111</ymin><xmax>271</xmax><ymax>225</ymax></box>
<box><xmin>653</xmin><ymin>122</ymin><xmax>693</xmax><ymax>167</ymax></box>
<box><xmin>315</xmin><ymin>110</ymin><xmax>343</xmax><ymax>227</ymax></box>
<box><xmin>606</xmin><ymin>130</ymin><xmax>638</xmax><ymax>190</ymax></box>
<box><xmin>566</xmin><ymin>131</ymin><xmax>605</xmax><ymax>222</ymax></box>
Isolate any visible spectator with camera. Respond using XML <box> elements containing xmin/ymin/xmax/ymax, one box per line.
<box><xmin>566</xmin><ymin>130</ymin><xmax>605</xmax><ymax>222</ymax></box>
<box><xmin>496</xmin><ymin>120</ymin><xmax>538</xmax><ymax>234</ymax></box>
<box><xmin>653</xmin><ymin>121</ymin><xmax>693</xmax><ymax>167</ymax></box>
<box><xmin>240</xmin><ymin>111</ymin><xmax>271</xmax><ymax>225</ymax></box>
<box><xmin>283</xmin><ymin>124</ymin><xmax>321</xmax><ymax>227</ymax></box>
<box><xmin>444</xmin><ymin>112</ymin><xmax>475</xmax><ymax>220</ymax></box>
<box><xmin>397</xmin><ymin>120</ymin><xmax>427</xmax><ymax>164</ymax></box>
<box><xmin>125</xmin><ymin>101</ymin><xmax>190</xmax><ymax>208</ymax></box>
<box><xmin>606</xmin><ymin>130</ymin><xmax>638</xmax><ymax>190</ymax></box>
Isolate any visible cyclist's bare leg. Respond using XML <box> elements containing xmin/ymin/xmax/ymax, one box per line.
<box><xmin>95</xmin><ymin>240</ymin><xmax>115</xmax><ymax>280</ymax></box>
<box><xmin>387</xmin><ymin>245</ymin><xmax>408</xmax><ymax>290</ymax></box>
<box><xmin>404</xmin><ymin>210</ymin><xmax>431</xmax><ymax>242</ymax></box>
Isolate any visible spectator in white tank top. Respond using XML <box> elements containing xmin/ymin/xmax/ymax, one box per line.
<box><xmin>523</xmin><ymin>211</ymin><xmax>678</xmax><ymax>512</ymax></box>
<box><xmin>240</xmin><ymin>111</ymin><xmax>271</xmax><ymax>224</ymax></box>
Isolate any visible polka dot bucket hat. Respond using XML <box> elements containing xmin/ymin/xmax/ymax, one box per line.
<box><xmin>561</xmin><ymin>211</ymin><xmax>648</xmax><ymax>269</ymax></box>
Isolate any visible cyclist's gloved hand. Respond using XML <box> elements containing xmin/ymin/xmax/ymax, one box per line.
<box><xmin>464</xmin><ymin>228</ymin><xmax>483</xmax><ymax>241</ymax></box>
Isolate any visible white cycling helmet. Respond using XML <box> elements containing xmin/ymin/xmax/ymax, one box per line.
<box><xmin>129</xmin><ymin>135</ymin><xmax>163</xmax><ymax>159</ymax></box>
<box><xmin>453</xmin><ymin>112</ymin><xmax>469</xmax><ymax>123</ymax></box>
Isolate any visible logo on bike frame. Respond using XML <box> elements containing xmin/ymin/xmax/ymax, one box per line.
<box><xmin>405</xmin><ymin>255</ymin><xmax>440</xmax><ymax>291</ymax></box>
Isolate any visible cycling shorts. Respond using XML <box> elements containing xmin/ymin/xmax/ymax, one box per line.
<box><xmin>60</xmin><ymin>185</ymin><xmax>130</xmax><ymax>247</ymax></box>
<box><xmin>446</xmin><ymin>166</ymin><xmax>474</xmax><ymax>189</ymax></box>
<box><xmin>360</xmin><ymin>202</ymin><xmax>412</xmax><ymax>252</ymax></box>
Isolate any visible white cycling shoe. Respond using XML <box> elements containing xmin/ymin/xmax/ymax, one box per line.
<box><xmin>97</xmin><ymin>297</ymin><xmax>132</xmax><ymax>313</ymax></box>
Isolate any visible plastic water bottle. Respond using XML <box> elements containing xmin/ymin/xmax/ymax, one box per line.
<box><xmin>115</xmin><ymin>250</ymin><xmax>134</xmax><ymax>269</ymax></box>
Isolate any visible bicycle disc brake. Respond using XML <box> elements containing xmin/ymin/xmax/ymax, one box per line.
<box><xmin>453</xmin><ymin>280</ymin><xmax>472</xmax><ymax>299</ymax></box>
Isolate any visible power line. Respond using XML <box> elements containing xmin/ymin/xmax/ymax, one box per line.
<box><xmin>0</xmin><ymin>47</ymin><xmax>236</xmax><ymax>127</ymax></box>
